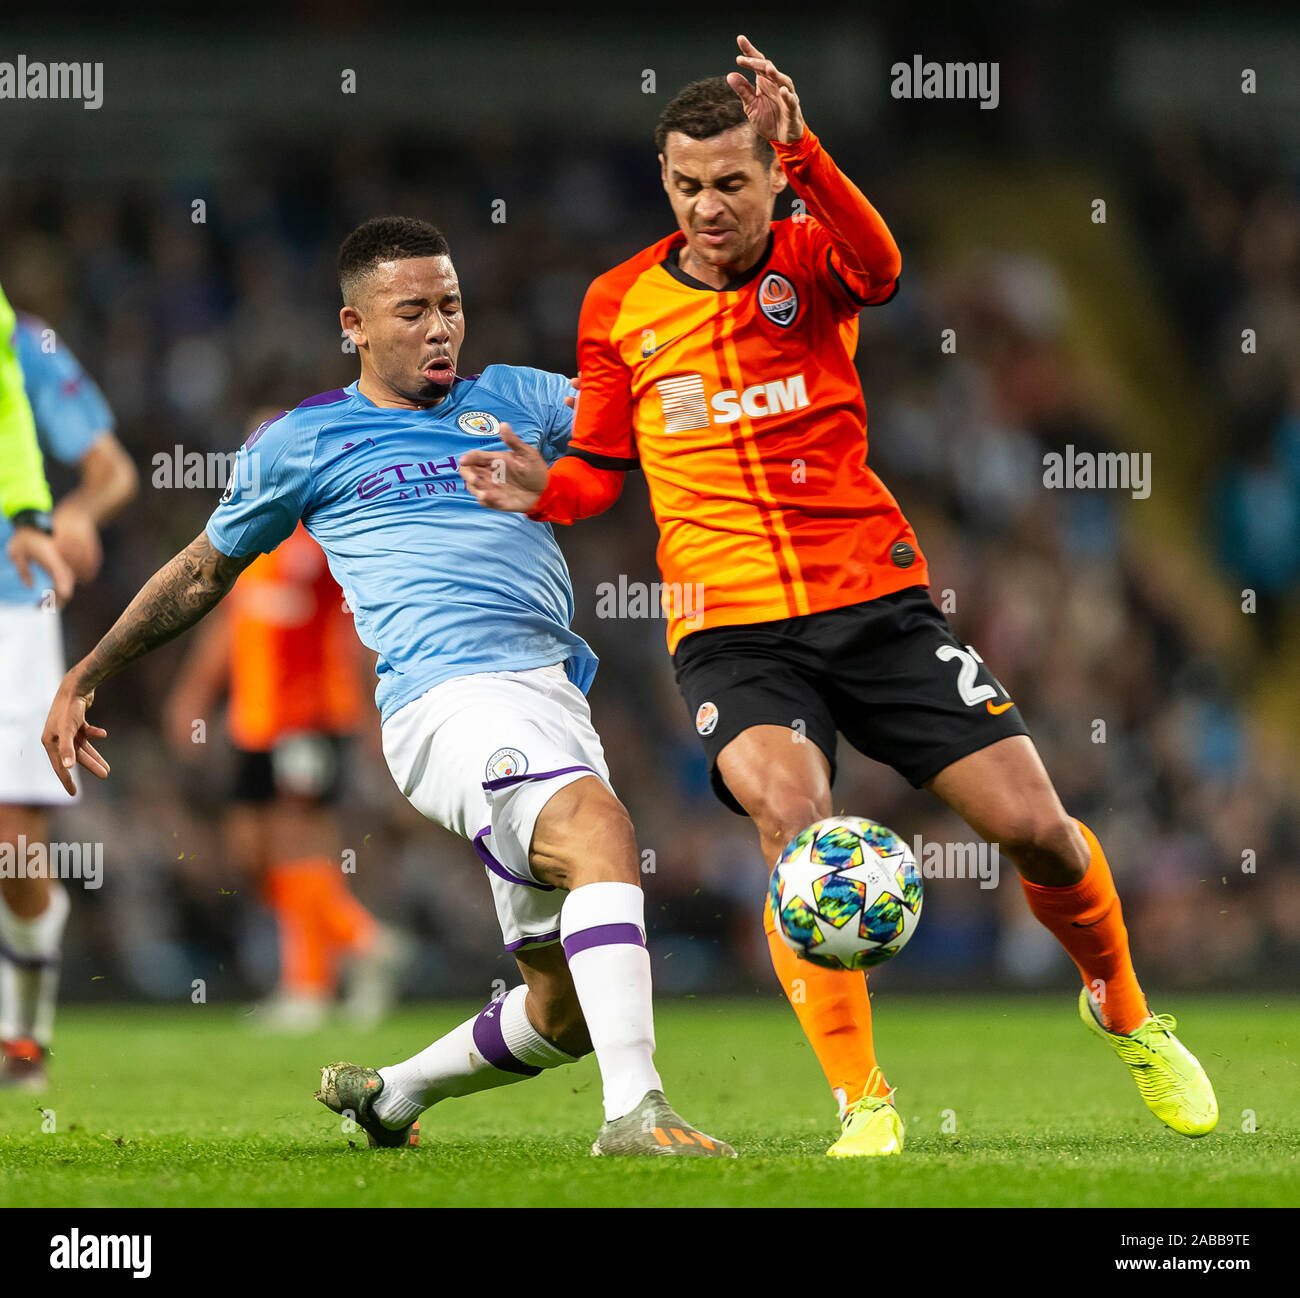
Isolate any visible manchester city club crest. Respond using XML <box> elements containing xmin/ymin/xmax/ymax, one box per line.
<box><xmin>758</xmin><ymin>272</ymin><xmax>799</xmax><ymax>327</ymax></box>
<box><xmin>458</xmin><ymin>411</ymin><xmax>501</xmax><ymax>437</ymax></box>
<box><xmin>485</xmin><ymin>747</ymin><xmax>528</xmax><ymax>780</ymax></box>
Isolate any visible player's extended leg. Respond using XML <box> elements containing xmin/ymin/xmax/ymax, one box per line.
<box><xmin>718</xmin><ymin>727</ymin><xmax>901</xmax><ymax>1157</ymax></box>
<box><xmin>926</xmin><ymin>735</ymin><xmax>1217</xmax><ymax>1135</ymax></box>
<box><xmin>320</xmin><ymin>943</ymin><xmax>589</xmax><ymax>1147</ymax></box>
<box><xmin>0</xmin><ymin>805</ymin><xmax>69</xmax><ymax>1090</ymax></box>
<box><xmin>320</xmin><ymin>778</ymin><xmax>733</xmax><ymax>1155</ymax></box>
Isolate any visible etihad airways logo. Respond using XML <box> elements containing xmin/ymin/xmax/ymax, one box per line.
<box><xmin>656</xmin><ymin>372</ymin><xmax>809</xmax><ymax>433</ymax></box>
<box><xmin>357</xmin><ymin>456</ymin><xmax>461</xmax><ymax>500</ymax></box>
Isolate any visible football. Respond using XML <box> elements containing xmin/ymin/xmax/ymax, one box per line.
<box><xmin>769</xmin><ymin>817</ymin><xmax>923</xmax><ymax>970</ymax></box>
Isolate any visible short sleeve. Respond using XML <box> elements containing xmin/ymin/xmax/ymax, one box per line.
<box><xmin>17</xmin><ymin>326</ymin><xmax>115</xmax><ymax>463</ymax></box>
<box><xmin>205</xmin><ymin>411</ymin><xmax>314</xmax><ymax>557</ymax></box>
<box><xmin>532</xmin><ymin>368</ymin><xmax>577</xmax><ymax>464</ymax></box>
<box><xmin>568</xmin><ymin>277</ymin><xmax>638</xmax><ymax>469</ymax></box>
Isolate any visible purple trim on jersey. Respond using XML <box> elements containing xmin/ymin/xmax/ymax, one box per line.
<box><xmin>561</xmin><ymin>923</ymin><xmax>645</xmax><ymax>960</ymax></box>
<box><xmin>472</xmin><ymin>827</ymin><xmax>556</xmax><ymax>892</ymax></box>
<box><xmin>243</xmin><ymin>409</ymin><xmax>288</xmax><ymax>451</ymax></box>
<box><xmin>482</xmin><ymin>764</ymin><xmax>596</xmax><ymax>793</ymax></box>
<box><xmin>243</xmin><ymin>387</ymin><xmax>345</xmax><ymax>452</ymax></box>
<box><xmin>298</xmin><ymin>387</ymin><xmax>350</xmax><ymax>409</ymax></box>
<box><xmin>471</xmin><ymin>998</ymin><xmax>542</xmax><ymax>1077</ymax></box>
<box><xmin>503</xmin><ymin>929</ymin><xmax>561</xmax><ymax>952</ymax></box>
<box><xmin>0</xmin><ymin>935</ymin><xmax>59</xmax><ymax>972</ymax></box>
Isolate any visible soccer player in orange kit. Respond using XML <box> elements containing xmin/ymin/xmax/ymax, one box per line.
<box><xmin>459</xmin><ymin>35</ymin><xmax>1217</xmax><ymax>1155</ymax></box>
<box><xmin>165</xmin><ymin>518</ymin><xmax>406</xmax><ymax>1031</ymax></box>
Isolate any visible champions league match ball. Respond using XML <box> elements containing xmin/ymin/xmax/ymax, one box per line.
<box><xmin>770</xmin><ymin>817</ymin><xmax>923</xmax><ymax>971</ymax></box>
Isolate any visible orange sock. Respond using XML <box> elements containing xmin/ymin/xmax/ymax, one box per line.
<box><xmin>264</xmin><ymin>859</ymin><xmax>338</xmax><ymax>997</ymax></box>
<box><xmin>1019</xmin><ymin>819</ymin><xmax>1149</xmax><ymax>1034</ymax></box>
<box><xmin>764</xmin><ymin>894</ymin><xmax>889</xmax><ymax>1112</ymax></box>
<box><xmin>315</xmin><ymin>868</ymin><xmax>379</xmax><ymax>954</ymax></box>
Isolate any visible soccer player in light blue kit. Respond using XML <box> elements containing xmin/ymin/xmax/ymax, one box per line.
<box><xmin>42</xmin><ymin>217</ymin><xmax>733</xmax><ymax>1157</ymax></box>
<box><xmin>1</xmin><ymin>305</ymin><xmax>137</xmax><ymax>1090</ymax></box>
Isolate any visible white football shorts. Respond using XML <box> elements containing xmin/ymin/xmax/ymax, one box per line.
<box><xmin>0</xmin><ymin>602</ymin><xmax>77</xmax><ymax>806</ymax></box>
<box><xmin>381</xmin><ymin>663</ymin><xmax>613</xmax><ymax>951</ymax></box>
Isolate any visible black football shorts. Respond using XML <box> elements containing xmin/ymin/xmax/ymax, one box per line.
<box><xmin>672</xmin><ymin>585</ymin><xmax>1030</xmax><ymax>815</ymax></box>
<box><xmin>230</xmin><ymin>733</ymin><xmax>349</xmax><ymax>806</ymax></box>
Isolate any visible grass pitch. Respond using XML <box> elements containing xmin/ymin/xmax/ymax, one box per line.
<box><xmin>1</xmin><ymin>995</ymin><xmax>1296</xmax><ymax>1208</ymax></box>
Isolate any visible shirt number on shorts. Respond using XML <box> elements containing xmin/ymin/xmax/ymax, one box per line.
<box><xmin>935</xmin><ymin>644</ymin><xmax>997</xmax><ymax>708</ymax></box>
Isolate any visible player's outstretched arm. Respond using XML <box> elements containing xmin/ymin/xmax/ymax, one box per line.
<box><xmin>42</xmin><ymin>529</ymin><xmax>256</xmax><ymax>794</ymax></box>
<box><xmin>459</xmin><ymin>422</ymin><xmax>550</xmax><ymax>513</ymax></box>
<box><xmin>728</xmin><ymin>34</ymin><xmax>900</xmax><ymax>293</ymax></box>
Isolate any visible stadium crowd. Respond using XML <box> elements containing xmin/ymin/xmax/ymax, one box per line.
<box><xmin>2</xmin><ymin>119</ymin><xmax>1295</xmax><ymax>1004</ymax></box>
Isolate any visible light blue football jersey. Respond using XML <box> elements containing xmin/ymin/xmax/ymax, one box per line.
<box><xmin>205</xmin><ymin>365</ymin><xmax>598</xmax><ymax>722</ymax></box>
<box><xmin>0</xmin><ymin>315</ymin><xmax>116</xmax><ymax>606</ymax></box>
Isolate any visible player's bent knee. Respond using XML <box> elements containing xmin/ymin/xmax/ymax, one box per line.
<box><xmin>752</xmin><ymin>789</ymin><xmax>828</xmax><ymax>853</ymax></box>
<box><xmin>529</xmin><ymin>776</ymin><xmax>639</xmax><ymax>890</ymax></box>
<box><xmin>998</xmin><ymin>809</ymin><xmax>1087</xmax><ymax>882</ymax></box>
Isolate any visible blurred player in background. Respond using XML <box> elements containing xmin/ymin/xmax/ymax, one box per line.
<box><xmin>0</xmin><ymin>294</ymin><xmax>136</xmax><ymax>1088</ymax></box>
<box><xmin>461</xmin><ymin>36</ymin><xmax>1218</xmax><ymax>1155</ymax></box>
<box><xmin>0</xmin><ymin>281</ymin><xmax>74</xmax><ymax>602</ymax></box>
<box><xmin>164</xmin><ymin>497</ymin><xmax>408</xmax><ymax>1032</ymax></box>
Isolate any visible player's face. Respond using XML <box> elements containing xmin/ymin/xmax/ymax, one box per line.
<box><xmin>344</xmin><ymin>255</ymin><xmax>465</xmax><ymax>406</ymax></box>
<box><xmin>660</xmin><ymin>126</ymin><xmax>787</xmax><ymax>276</ymax></box>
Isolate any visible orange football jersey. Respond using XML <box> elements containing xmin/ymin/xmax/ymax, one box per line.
<box><xmin>569</xmin><ymin>192</ymin><xmax>927</xmax><ymax>653</ymax></box>
<box><xmin>227</xmin><ymin>522</ymin><xmax>365</xmax><ymax>750</ymax></box>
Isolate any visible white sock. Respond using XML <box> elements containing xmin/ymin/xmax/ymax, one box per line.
<box><xmin>0</xmin><ymin>882</ymin><xmax>70</xmax><ymax>1046</ymax></box>
<box><xmin>560</xmin><ymin>881</ymin><xmax>662</xmax><ymax>1121</ymax></box>
<box><xmin>374</xmin><ymin>983</ymin><xmax>576</xmax><ymax>1128</ymax></box>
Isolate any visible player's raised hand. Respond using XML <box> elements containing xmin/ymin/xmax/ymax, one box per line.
<box><xmin>727</xmin><ymin>34</ymin><xmax>805</xmax><ymax>145</ymax></box>
<box><xmin>458</xmin><ymin>422</ymin><xmax>549</xmax><ymax>514</ymax></box>
<box><xmin>42</xmin><ymin>672</ymin><xmax>110</xmax><ymax>796</ymax></box>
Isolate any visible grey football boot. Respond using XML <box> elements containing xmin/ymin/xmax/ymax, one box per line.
<box><xmin>591</xmin><ymin>1089</ymin><xmax>736</xmax><ymax>1157</ymax></box>
<box><xmin>315</xmin><ymin>1061</ymin><xmax>419</xmax><ymax>1149</ymax></box>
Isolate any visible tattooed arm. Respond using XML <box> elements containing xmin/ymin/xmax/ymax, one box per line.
<box><xmin>41</xmin><ymin>529</ymin><xmax>257</xmax><ymax>795</ymax></box>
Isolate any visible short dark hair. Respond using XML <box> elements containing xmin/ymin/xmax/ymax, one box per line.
<box><xmin>654</xmin><ymin>77</ymin><xmax>774</xmax><ymax>165</ymax></box>
<box><xmin>337</xmin><ymin>216</ymin><xmax>450</xmax><ymax>304</ymax></box>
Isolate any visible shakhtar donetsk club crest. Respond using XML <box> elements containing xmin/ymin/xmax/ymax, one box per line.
<box><xmin>758</xmin><ymin>272</ymin><xmax>799</xmax><ymax>327</ymax></box>
<box><xmin>695</xmin><ymin>702</ymin><xmax>719</xmax><ymax>736</ymax></box>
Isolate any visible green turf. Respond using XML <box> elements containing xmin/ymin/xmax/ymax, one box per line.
<box><xmin>1</xmin><ymin>996</ymin><xmax>1296</xmax><ymax>1207</ymax></box>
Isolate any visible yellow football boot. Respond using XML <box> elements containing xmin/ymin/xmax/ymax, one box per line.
<box><xmin>826</xmin><ymin>1069</ymin><xmax>904</xmax><ymax>1157</ymax></box>
<box><xmin>1079</xmin><ymin>989</ymin><xmax>1218</xmax><ymax>1137</ymax></box>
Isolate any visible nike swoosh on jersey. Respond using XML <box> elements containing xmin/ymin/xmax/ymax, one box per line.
<box><xmin>641</xmin><ymin>332</ymin><xmax>686</xmax><ymax>358</ymax></box>
<box><xmin>986</xmin><ymin>699</ymin><xmax>1015</xmax><ymax>715</ymax></box>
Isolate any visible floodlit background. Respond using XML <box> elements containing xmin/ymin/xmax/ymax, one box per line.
<box><xmin>2</xmin><ymin>5</ymin><xmax>1297</xmax><ymax>1003</ymax></box>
